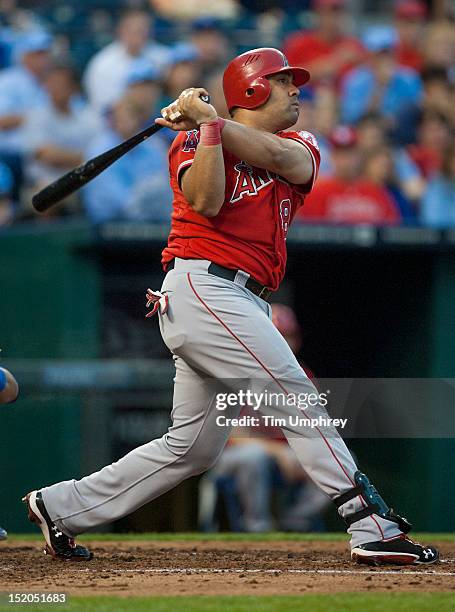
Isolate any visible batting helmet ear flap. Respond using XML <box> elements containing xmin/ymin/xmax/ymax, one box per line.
<box><xmin>240</xmin><ymin>76</ymin><xmax>272</xmax><ymax>110</ymax></box>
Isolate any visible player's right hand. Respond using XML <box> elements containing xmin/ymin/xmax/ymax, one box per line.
<box><xmin>156</xmin><ymin>88</ymin><xmax>217</xmax><ymax>132</ymax></box>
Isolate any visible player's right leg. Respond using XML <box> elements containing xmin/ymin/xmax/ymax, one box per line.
<box><xmin>23</xmin><ymin>357</ymin><xmax>238</xmax><ymax>558</ymax></box>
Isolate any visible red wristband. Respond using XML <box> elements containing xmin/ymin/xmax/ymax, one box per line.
<box><xmin>200</xmin><ymin>120</ymin><xmax>222</xmax><ymax>146</ymax></box>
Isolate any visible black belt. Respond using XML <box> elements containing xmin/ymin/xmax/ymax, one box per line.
<box><xmin>167</xmin><ymin>260</ymin><xmax>272</xmax><ymax>302</ymax></box>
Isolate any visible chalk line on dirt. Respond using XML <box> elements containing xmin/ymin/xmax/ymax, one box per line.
<box><xmin>2</xmin><ymin>567</ymin><xmax>452</xmax><ymax>576</ymax></box>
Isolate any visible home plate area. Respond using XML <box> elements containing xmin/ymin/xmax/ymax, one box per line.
<box><xmin>1</xmin><ymin>539</ymin><xmax>454</xmax><ymax>597</ymax></box>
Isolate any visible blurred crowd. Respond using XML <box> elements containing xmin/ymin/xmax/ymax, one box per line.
<box><xmin>0</xmin><ymin>0</ymin><xmax>453</xmax><ymax>228</ymax></box>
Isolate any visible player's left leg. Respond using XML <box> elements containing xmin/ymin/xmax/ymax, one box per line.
<box><xmin>171</xmin><ymin>264</ymin><xmax>438</xmax><ymax>565</ymax></box>
<box><xmin>249</xmin><ymin>318</ymin><xmax>439</xmax><ymax>565</ymax></box>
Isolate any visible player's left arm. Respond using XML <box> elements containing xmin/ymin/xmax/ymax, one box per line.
<box><xmin>220</xmin><ymin>122</ymin><xmax>315</xmax><ymax>186</ymax></box>
<box><xmin>0</xmin><ymin>367</ymin><xmax>19</xmax><ymax>404</ymax></box>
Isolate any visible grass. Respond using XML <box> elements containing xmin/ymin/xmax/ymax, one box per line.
<box><xmin>5</xmin><ymin>531</ymin><xmax>454</xmax><ymax>542</ymax></box>
<box><xmin>1</xmin><ymin>594</ymin><xmax>454</xmax><ymax>612</ymax></box>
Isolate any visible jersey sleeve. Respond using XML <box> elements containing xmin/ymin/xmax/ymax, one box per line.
<box><xmin>277</xmin><ymin>130</ymin><xmax>321</xmax><ymax>195</ymax></box>
<box><xmin>169</xmin><ymin>129</ymin><xmax>200</xmax><ymax>189</ymax></box>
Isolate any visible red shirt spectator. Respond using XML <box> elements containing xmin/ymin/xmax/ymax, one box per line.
<box><xmin>283</xmin><ymin>0</ymin><xmax>364</xmax><ymax>88</ymax></box>
<box><xmin>299</xmin><ymin>177</ymin><xmax>400</xmax><ymax>225</ymax></box>
<box><xmin>296</xmin><ymin>125</ymin><xmax>401</xmax><ymax>225</ymax></box>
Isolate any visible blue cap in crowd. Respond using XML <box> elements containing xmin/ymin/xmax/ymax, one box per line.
<box><xmin>363</xmin><ymin>25</ymin><xmax>397</xmax><ymax>53</ymax></box>
<box><xmin>126</xmin><ymin>59</ymin><xmax>161</xmax><ymax>87</ymax></box>
<box><xmin>169</xmin><ymin>42</ymin><xmax>200</xmax><ymax>65</ymax></box>
<box><xmin>16</xmin><ymin>30</ymin><xmax>53</xmax><ymax>59</ymax></box>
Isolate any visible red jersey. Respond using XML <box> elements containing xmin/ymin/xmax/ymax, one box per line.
<box><xmin>161</xmin><ymin>129</ymin><xmax>320</xmax><ymax>291</ymax></box>
<box><xmin>297</xmin><ymin>177</ymin><xmax>400</xmax><ymax>225</ymax></box>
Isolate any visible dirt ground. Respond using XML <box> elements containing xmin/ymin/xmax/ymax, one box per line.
<box><xmin>1</xmin><ymin>539</ymin><xmax>454</xmax><ymax>596</ymax></box>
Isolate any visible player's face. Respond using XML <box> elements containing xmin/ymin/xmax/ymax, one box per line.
<box><xmin>265</xmin><ymin>72</ymin><xmax>300</xmax><ymax>130</ymax></box>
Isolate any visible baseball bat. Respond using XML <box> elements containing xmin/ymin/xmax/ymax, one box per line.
<box><xmin>32</xmin><ymin>94</ymin><xmax>210</xmax><ymax>212</ymax></box>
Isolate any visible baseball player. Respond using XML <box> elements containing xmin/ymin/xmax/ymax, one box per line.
<box><xmin>23</xmin><ymin>48</ymin><xmax>438</xmax><ymax>565</ymax></box>
<box><xmin>1</xmin><ymin>366</ymin><xmax>19</xmax><ymax>540</ymax></box>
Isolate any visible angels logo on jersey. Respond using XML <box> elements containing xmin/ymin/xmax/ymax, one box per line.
<box><xmin>182</xmin><ymin>130</ymin><xmax>199</xmax><ymax>152</ymax></box>
<box><xmin>230</xmin><ymin>162</ymin><xmax>273</xmax><ymax>203</ymax></box>
<box><xmin>297</xmin><ymin>131</ymin><xmax>319</xmax><ymax>150</ymax></box>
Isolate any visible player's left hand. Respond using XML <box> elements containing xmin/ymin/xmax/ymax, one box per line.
<box><xmin>155</xmin><ymin>88</ymin><xmax>217</xmax><ymax>131</ymax></box>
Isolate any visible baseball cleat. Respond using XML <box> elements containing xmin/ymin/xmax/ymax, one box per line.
<box><xmin>22</xmin><ymin>491</ymin><xmax>93</xmax><ymax>561</ymax></box>
<box><xmin>0</xmin><ymin>526</ymin><xmax>7</xmax><ymax>540</ymax></box>
<box><xmin>351</xmin><ymin>534</ymin><xmax>439</xmax><ymax>566</ymax></box>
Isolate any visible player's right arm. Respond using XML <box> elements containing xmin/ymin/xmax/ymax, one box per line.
<box><xmin>157</xmin><ymin>89</ymin><xmax>226</xmax><ymax>218</ymax></box>
<box><xmin>0</xmin><ymin>367</ymin><xmax>19</xmax><ymax>404</ymax></box>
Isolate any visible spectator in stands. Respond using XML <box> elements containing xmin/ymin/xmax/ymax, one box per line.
<box><xmin>407</xmin><ymin>110</ymin><xmax>453</xmax><ymax>179</ymax></box>
<box><xmin>393</xmin><ymin>0</ymin><xmax>427</xmax><ymax>72</ymax></box>
<box><xmin>283</xmin><ymin>0</ymin><xmax>364</xmax><ymax>89</ymax></box>
<box><xmin>83</xmin><ymin>8</ymin><xmax>169</xmax><ymax>113</ymax></box>
<box><xmin>340</xmin><ymin>25</ymin><xmax>422</xmax><ymax>126</ymax></box>
<box><xmin>189</xmin><ymin>17</ymin><xmax>230</xmax><ymax>76</ymax></box>
<box><xmin>293</xmin><ymin>86</ymin><xmax>338</xmax><ymax>177</ymax></box>
<box><xmin>0</xmin><ymin>160</ymin><xmax>14</xmax><ymax>225</ymax></box>
<box><xmin>199</xmin><ymin>303</ymin><xmax>330</xmax><ymax>533</ymax></box>
<box><xmin>297</xmin><ymin>126</ymin><xmax>401</xmax><ymax>225</ymax></box>
<box><xmin>420</xmin><ymin>69</ymin><xmax>455</xmax><ymax>128</ymax></box>
<box><xmin>362</xmin><ymin>145</ymin><xmax>417</xmax><ymax>223</ymax></box>
<box><xmin>23</xmin><ymin>63</ymin><xmax>101</xmax><ymax>196</ymax></box>
<box><xmin>83</xmin><ymin>94</ymin><xmax>172</xmax><ymax>224</ymax></box>
<box><xmin>393</xmin><ymin>68</ymin><xmax>454</xmax><ymax>146</ymax></box>
<box><xmin>0</xmin><ymin>30</ymin><xmax>52</xmax><ymax>187</ymax></box>
<box><xmin>421</xmin><ymin>20</ymin><xmax>455</xmax><ymax>79</ymax></box>
<box><xmin>125</xmin><ymin>59</ymin><xmax>163</xmax><ymax>123</ymax></box>
<box><xmin>356</xmin><ymin>112</ymin><xmax>425</xmax><ymax>204</ymax></box>
<box><xmin>161</xmin><ymin>42</ymin><xmax>202</xmax><ymax>107</ymax></box>
<box><xmin>421</xmin><ymin>143</ymin><xmax>455</xmax><ymax>227</ymax></box>
<box><xmin>0</xmin><ymin>0</ymin><xmax>43</xmax><ymax>69</ymax></box>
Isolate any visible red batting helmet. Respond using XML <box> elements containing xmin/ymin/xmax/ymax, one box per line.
<box><xmin>223</xmin><ymin>47</ymin><xmax>310</xmax><ymax>113</ymax></box>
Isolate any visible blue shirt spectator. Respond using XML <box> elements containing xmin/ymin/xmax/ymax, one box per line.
<box><xmin>83</xmin><ymin>9</ymin><xmax>169</xmax><ymax>113</ymax></box>
<box><xmin>341</xmin><ymin>25</ymin><xmax>422</xmax><ymax>125</ymax></box>
<box><xmin>0</xmin><ymin>31</ymin><xmax>52</xmax><ymax>155</ymax></box>
<box><xmin>83</xmin><ymin>95</ymin><xmax>172</xmax><ymax>224</ymax></box>
<box><xmin>421</xmin><ymin>178</ymin><xmax>455</xmax><ymax>227</ymax></box>
<box><xmin>421</xmin><ymin>144</ymin><xmax>455</xmax><ymax>227</ymax></box>
<box><xmin>23</xmin><ymin>64</ymin><xmax>102</xmax><ymax>190</ymax></box>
